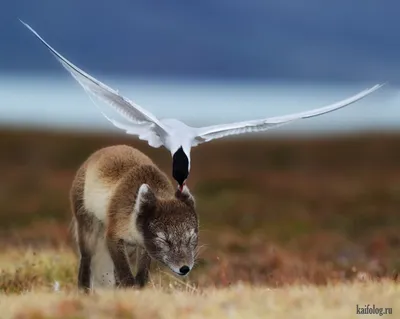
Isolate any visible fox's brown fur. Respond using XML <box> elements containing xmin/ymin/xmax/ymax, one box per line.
<box><xmin>70</xmin><ymin>145</ymin><xmax>198</xmax><ymax>291</ymax></box>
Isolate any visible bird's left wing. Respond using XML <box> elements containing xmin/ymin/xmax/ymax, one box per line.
<box><xmin>98</xmin><ymin>112</ymin><xmax>164</xmax><ymax>148</ymax></box>
<box><xmin>194</xmin><ymin>84</ymin><xmax>384</xmax><ymax>143</ymax></box>
<box><xmin>20</xmin><ymin>20</ymin><xmax>169</xmax><ymax>143</ymax></box>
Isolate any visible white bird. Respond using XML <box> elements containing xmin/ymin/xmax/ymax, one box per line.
<box><xmin>20</xmin><ymin>20</ymin><xmax>384</xmax><ymax>189</ymax></box>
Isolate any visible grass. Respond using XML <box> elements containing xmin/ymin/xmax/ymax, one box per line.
<box><xmin>1</xmin><ymin>129</ymin><xmax>400</xmax><ymax>317</ymax></box>
<box><xmin>2</xmin><ymin>272</ymin><xmax>400</xmax><ymax>318</ymax></box>
<box><xmin>0</xmin><ymin>249</ymin><xmax>76</xmax><ymax>294</ymax></box>
<box><xmin>0</xmin><ymin>249</ymin><xmax>399</xmax><ymax>318</ymax></box>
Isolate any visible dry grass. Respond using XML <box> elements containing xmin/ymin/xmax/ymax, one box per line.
<box><xmin>1</xmin><ymin>129</ymin><xmax>400</xmax><ymax>317</ymax></box>
<box><xmin>0</xmin><ymin>249</ymin><xmax>398</xmax><ymax>318</ymax></box>
<box><xmin>2</xmin><ymin>280</ymin><xmax>399</xmax><ymax>318</ymax></box>
<box><xmin>1</xmin><ymin>249</ymin><xmax>398</xmax><ymax>318</ymax></box>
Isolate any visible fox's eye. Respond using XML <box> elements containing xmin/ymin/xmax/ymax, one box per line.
<box><xmin>155</xmin><ymin>232</ymin><xmax>170</xmax><ymax>244</ymax></box>
<box><xmin>155</xmin><ymin>237</ymin><xmax>171</xmax><ymax>246</ymax></box>
<box><xmin>154</xmin><ymin>238</ymin><xmax>170</xmax><ymax>252</ymax></box>
<box><xmin>185</xmin><ymin>229</ymin><xmax>197</xmax><ymax>244</ymax></box>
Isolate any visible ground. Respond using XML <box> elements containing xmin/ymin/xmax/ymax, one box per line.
<box><xmin>1</xmin><ymin>129</ymin><xmax>400</xmax><ymax>318</ymax></box>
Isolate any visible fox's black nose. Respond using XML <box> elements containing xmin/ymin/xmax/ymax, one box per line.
<box><xmin>179</xmin><ymin>265</ymin><xmax>190</xmax><ymax>275</ymax></box>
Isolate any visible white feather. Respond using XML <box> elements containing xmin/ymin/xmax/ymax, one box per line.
<box><xmin>20</xmin><ymin>20</ymin><xmax>168</xmax><ymax>148</ymax></box>
<box><xmin>194</xmin><ymin>83</ymin><xmax>384</xmax><ymax>142</ymax></box>
<box><xmin>21</xmin><ymin>20</ymin><xmax>384</xmax><ymax>184</ymax></box>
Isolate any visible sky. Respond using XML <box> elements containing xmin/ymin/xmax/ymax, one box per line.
<box><xmin>1</xmin><ymin>0</ymin><xmax>398</xmax><ymax>84</ymax></box>
<box><xmin>1</xmin><ymin>1</ymin><xmax>398</xmax><ymax>136</ymax></box>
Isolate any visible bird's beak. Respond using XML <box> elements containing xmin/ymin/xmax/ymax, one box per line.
<box><xmin>178</xmin><ymin>181</ymin><xmax>186</xmax><ymax>192</ymax></box>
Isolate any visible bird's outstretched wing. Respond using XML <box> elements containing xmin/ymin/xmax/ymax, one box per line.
<box><xmin>99</xmin><ymin>111</ymin><xmax>164</xmax><ymax>148</ymax></box>
<box><xmin>194</xmin><ymin>84</ymin><xmax>384</xmax><ymax>143</ymax></box>
<box><xmin>20</xmin><ymin>20</ymin><xmax>168</xmax><ymax>147</ymax></box>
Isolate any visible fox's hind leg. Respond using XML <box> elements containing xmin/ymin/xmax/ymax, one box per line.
<box><xmin>77</xmin><ymin>229</ymin><xmax>92</xmax><ymax>291</ymax></box>
<box><xmin>70</xmin><ymin>166</ymin><xmax>97</xmax><ymax>292</ymax></box>
<box><xmin>73</xmin><ymin>209</ymin><xmax>102</xmax><ymax>292</ymax></box>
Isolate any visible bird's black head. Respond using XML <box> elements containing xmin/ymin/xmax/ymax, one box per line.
<box><xmin>172</xmin><ymin>147</ymin><xmax>189</xmax><ymax>187</ymax></box>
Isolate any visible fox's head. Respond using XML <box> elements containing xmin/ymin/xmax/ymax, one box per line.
<box><xmin>135</xmin><ymin>184</ymin><xmax>198</xmax><ymax>276</ymax></box>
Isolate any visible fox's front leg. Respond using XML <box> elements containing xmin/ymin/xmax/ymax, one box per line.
<box><xmin>106</xmin><ymin>237</ymin><xmax>136</xmax><ymax>287</ymax></box>
<box><xmin>135</xmin><ymin>248</ymin><xmax>151</xmax><ymax>288</ymax></box>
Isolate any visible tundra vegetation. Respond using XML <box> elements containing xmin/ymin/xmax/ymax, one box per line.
<box><xmin>1</xmin><ymin>129</ymin><xmax>400</xmax><ymax>318</ymax></box>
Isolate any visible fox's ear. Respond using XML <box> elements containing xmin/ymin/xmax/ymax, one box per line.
<box><xmin>175</xmin><ymin>184</ymin><xmax>195</xmax><ymax>209</ymax></box>
<box><xmin>135</xmin><ymin>184</ymin><xmax>157</xmax><ymax>215</ymax></box>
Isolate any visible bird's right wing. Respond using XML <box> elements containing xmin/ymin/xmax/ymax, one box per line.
<box><xmin>20</xmin><ymin>20</ymin><xmax>169</xmax><ymax>146</ymax></box>
<box><xmin>194</xmin><ymin>84</ymin><xmax>384</xmax><ymax>143</ymax></box>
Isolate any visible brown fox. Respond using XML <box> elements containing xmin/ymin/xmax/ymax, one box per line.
<box><xmin>70</xmin><ymin>145</ymin><xmax>198</xmax><ymax>291</ymax></box>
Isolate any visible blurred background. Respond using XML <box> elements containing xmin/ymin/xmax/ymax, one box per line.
<box><xmin>1</xmin><ymin>0</ymin><xmax>400</xmax><ymax>288</ymax></box>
